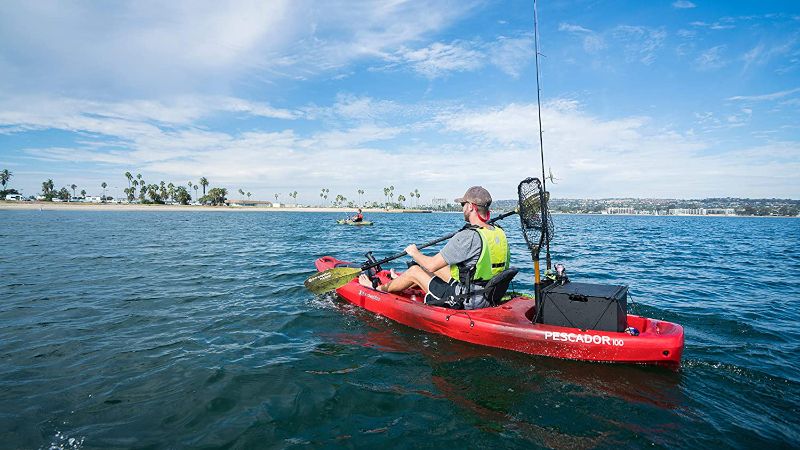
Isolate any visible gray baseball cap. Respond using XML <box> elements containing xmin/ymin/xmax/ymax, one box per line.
<box><xmin>454</xmin><ymin>186</ymin><xmax>492</xmax><ymax>207</ymax></box>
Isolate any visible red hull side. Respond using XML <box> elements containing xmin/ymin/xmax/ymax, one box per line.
<box><xmin>315</xmin><ymin>256</ymin><xmax>683</xmax><ymax>369</ymax></box>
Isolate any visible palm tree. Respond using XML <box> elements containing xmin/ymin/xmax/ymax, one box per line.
<box><xmin>199</xmin><ymin>177</ymin><xmax>209</xmax><ymax>197</ymax></box>
<box><xmin>42</xmin><ymin>179</ymin><xmax>54</xmax><ymax>197</ymax></box>
<box><xmin>415</xmin><ymin>189</ymin><xmax>420</xmax><ymax>208</ymax></box>
<box><xmin>71</xmin><ymin>184</ymin><xmax>77</xmax><ymax>199</ymax></box>
<box><xmin>320</xmin><ymin>188</ymin><xmax>329</xmax><ymax>206</ymax></box>
<box><xmin>357</xmin><ymin>189</ymin><xmax>364</xmax><ymax>206</ymax></box>
<box><xmin>193</xmin><ymin>185</ymin><xmax>199</xmax><ymax>202</ymax></box>
<box><xmin>274</xmin><ymin>193</ymin><xmax>280</xmax><ymax>204</ymax></box>
<box><xmin>167</xmin><ymin>183</ymin><xmax>175</xmax><ymax>202</ymax></box>
<box><xmin>247</xmin><ymin>192</ymin><xmax>251</xmax><ymax>200</ymax></box>
<box><xmin>389</xmin><ymin>185</ymin><xmax>395</xmax><ymax>206</ymax></box>
<box><xmin>0</xmin><ymin>169</ymin><xmax>11</xmax><ymax>189</ymax></box>
<box><xmin>81</xmin><ymin>189</ymin><xmax>86</xmax><ymax>198</ymax></box>
<box><xmin>147</xmin><ymin>184</ymin><xmax>160</xmax><ymax>203</ymax></box>
<box><xmin>101</xmin><ymin>182</ymin><xmax>107</xmax><ymax>201</ymax></box>
<box><xmin>383</xmin><ymin>187</ymin><xmax>389</xmax><ymax>206</ymax></box>
<box><xmin>138</xmin><ymin>176</ymin><xmax>146</xmax><ymax>201</ymax></box>
<box><xmin>125</xmin><ymin>172</ymin><xmax>133</xmax><ymax>191</ymax></box>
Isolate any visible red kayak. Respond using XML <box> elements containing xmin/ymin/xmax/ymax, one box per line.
<box><xmin>315</xmin><ymin>256</ymin><xmax>684</xmax><ymax>369</ymax></box>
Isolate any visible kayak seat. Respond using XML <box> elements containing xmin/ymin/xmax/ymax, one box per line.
<box><xmin>335</xmin><ymin>262</ymin><xmax>360</xmax><ymax>268</ymax></box>
<box><xmin>483</xmin><ymin>267</ymin><xmax>519</xmax><ymax>306</ymax></box>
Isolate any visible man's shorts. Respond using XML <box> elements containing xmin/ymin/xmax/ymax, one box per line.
<box><xmin>424</xmin><ymin>276</ymin><xmax>461</xmax><ymax>307</ymax></box>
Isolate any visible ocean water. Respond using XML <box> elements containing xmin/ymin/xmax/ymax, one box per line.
<box><xmin>1</xmin><ymin>210</ymin><xmax>798</xmax><ymax>449</ymax></box>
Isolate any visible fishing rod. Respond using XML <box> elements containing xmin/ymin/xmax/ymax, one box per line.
<box><xmin>532</xmin><ymin>0</ymin><xmax>552</xmax><ymax>271</ymax></box>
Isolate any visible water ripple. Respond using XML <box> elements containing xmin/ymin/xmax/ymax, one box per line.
<box><xmin>0</xmin><ymin>211</ymin><xmax>798</xmax><ymax>448</ymax></box>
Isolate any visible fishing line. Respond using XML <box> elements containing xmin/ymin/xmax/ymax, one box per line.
<box><xmin>532</xmin><ymin>0</ymin><xmax>552</xmax><ymax>271</ymax></box>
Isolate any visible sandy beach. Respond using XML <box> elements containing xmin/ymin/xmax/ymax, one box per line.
<box><xmin>0</xmin><ymin>201</ymin><xmax>432</xmax><ymax>213</ymax></box>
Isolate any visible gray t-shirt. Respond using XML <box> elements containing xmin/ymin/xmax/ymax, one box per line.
<box><xmin>440</xmin><ymin>228</ymin><xmax>491</xmax><ymax>310</ymax></box>
<box><xmin>440</xmin><ymin>228</ymin><xmax>482</xmax><ymax>268</ymax></box>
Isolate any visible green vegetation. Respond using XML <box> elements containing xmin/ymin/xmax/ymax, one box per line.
<box><xmin>201</xmin><ymin>187</ymin><xmax>227</xmax><ymax>206</ymax></box>
<box><xmin>174</xmin><ymin>186</ymin><xmax>191</xmax><ymax>205</ymax></box>
<box><xmin>199</xmin><ymin>177</ymin><xmax>209</xmax><ymax>198</ymax></box>
<box><xmin>0</xmin><ymin>169</ymin><xmax>19</xmax><ymax>198</ymax></box>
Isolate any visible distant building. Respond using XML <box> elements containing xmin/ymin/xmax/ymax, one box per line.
<box><xmin>225</xmin><ymin>199</ymin><xmax>273</xmax><ymax>207</ymax></box>
<box><xmin>668</xmin><ymin>208</ymin><xmax>706</xmax><ymax>215</ymax></box>
<box><xmin>706</xmin><ymin>208</ymin><xmax>735</xmax><ymax>215</ymax></box>
<box><xmin>4</xmin><ymin>194</ymin><xmax>23</xmax><ymax>201</ymax></box>
<box><xmin>606</xmin><ymin>207</ymin><xmax>636</xmax><ymax>214</ymax></box>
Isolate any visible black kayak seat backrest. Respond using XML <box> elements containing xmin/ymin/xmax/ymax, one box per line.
<box><xmin>483</xmin><ymin>267</ymin><xmax>519</xmax><ymax>306</ymax></box>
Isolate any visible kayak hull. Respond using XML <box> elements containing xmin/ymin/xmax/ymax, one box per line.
<box><xmin>315</xmin><ymin>256</ymin><xmax>684</xmax><ymax>369</ymax></box>
<box><xmin>336</xmin><ymin>220</ymin><xmax>373</xmax><ymax>226</ymax></box>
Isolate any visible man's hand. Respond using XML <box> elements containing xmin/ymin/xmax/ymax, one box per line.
<box><xmin>405</xmin><ymin>244</ymin><xmax>420</xmax><ymax>257</ymax></box>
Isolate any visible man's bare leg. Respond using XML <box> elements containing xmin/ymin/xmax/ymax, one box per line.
<box><xmin>433</xmin><ymin>266</ymin><xmax>452</xmax><ymax>282</ymax></box>
<box><xmin>358</xmin><ymin>265</ymin><xmax>433</xmax><ymax>293</ymax></box>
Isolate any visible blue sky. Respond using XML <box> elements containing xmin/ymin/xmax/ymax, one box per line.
<box><xmin>1</xmin><ymin>0</ymin><xmax>798</xmax><ymax>203</ymax></box>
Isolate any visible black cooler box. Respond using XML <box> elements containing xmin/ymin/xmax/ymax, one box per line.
<box><xmin>537</xmin><ymin>282</ymin><xmax>628</xmax><ymax>332</ymax></box>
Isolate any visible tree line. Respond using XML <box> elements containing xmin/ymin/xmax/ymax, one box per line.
<box><xmin>2</xmin><ymin>167</ymin><xmax>431</xmax><ymax>209</ymax></box>
<box><xmin>317</xmin><ymin>185</ymin><xmax>423</xmax><ymax>208</ymax></box>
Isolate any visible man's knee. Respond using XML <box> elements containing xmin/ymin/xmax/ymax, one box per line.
<box><xmin>405</xmin><ymin>265</ymin><xmax>432</xmax><ymax>285</ymax></box>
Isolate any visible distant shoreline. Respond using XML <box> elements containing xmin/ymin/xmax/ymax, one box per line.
<box><xmin>0</xmin><ymin>201</ymin><xmax>796</xmax><ymax>218</ymax></box>
<box><xmin>0</xmin><ymin>201</ymin><xmax>430</xmax><ymax>214</ymax></box>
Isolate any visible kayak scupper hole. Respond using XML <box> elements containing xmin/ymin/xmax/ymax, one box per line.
<box><xmin>663</xmin><ymin>350</ymin><xmax>670</xmax><ymax>357</ymax></box>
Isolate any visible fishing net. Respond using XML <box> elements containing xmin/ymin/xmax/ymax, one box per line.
<box><xmin>517</xmin><ymin>177</ymin><xmax>554</xmax><ymax>257</ymax></box>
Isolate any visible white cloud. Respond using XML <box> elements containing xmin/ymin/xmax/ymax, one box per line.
<box><xmin>559</xmin><ymin>23</ymin><xmax>606</xmax><ymax>53</ymax></box>
<box><xmin>727</xmin><ymin>88</ymin><xmax>800</xmax><ymax>102</ymax></box>
<box><xmin>488</xmin><ymin>37</ymin><xmax>534</xmax><ymax>78</ymax></box>
<box><xmin>0</xmin><ymin>0</ymin><xmax>478</xmax><ymax>95</ymax></box>
<box><xmin>4</xmin><ymin>94</ymin><xmax>799</xmax><ymax>201</ymax></box>
<box><xmin>560</xmin><ymin>23</ymin><xmax>667</xmax><ymax>64</ymax></box>
<box><xmin>313</xmin><ymin>124</ymin><xmax>403</xmax><ymax>148</ymax></box>
<box><xmin>0</xmin><ymin>95</ymin><xmax>297</xmax><ymax>136</ymax></box>
<box><xmin>394</xmin><ymin>41</ymin><xmax>484</xmax><ymax>78</ymax></box>
<box><xmin>742</xmin><ymin>44</ymin><xmax>765</xmax><ymax>71</ymax></box>
<box><xmin>435</xmin><ymin>100</ymin><xmax>799</xmax><ymax>198</ymax></box>
<box><xmin>672</xmin><ymin>1</ymin><xmax>696</xmax><ymax>9</ymax></box>
<box><xmin>690</xmin><ymin>20</ymin><xmax>736</xmax><ymax>31</ymax></box>
<box><xmin>559</xmin><ymin>23</ymin><xmax>593</xmax><ymax>34</ymax></box>
<box><xmin>695</xmin><ymin>45</ymin><xmax>727</xmax><ymax>70</ymax></box>
<box><xmin>612</xmin><ymin>26</ymin><xmax>667</xmax><ymax>65</ymax></box>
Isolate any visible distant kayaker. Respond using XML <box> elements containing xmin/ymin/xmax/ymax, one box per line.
<box><xmin>358</xmin><ymin>186</ymin><xmax>509</xmax><ymax>310</ymax></box>
<box><xmin>351</xmin><ymin>208</ymin><xmax>364</xmax><ymax>223</ymax></box>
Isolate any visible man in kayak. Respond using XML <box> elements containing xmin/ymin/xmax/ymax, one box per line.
<box><xmin>351</xmin><ymin>208</ymin><xmax>364</xmax><ymax>223</ymax></box>
<box><xmin>358</xmin><ymin>186</ymin><xmax>509</xmax><ymax>309</ymax></box>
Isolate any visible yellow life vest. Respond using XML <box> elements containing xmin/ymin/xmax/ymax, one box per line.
<box><xmin>450</xmin><ymin>225</ymin><xmax>510</xmax><ymax>283</ymax></box>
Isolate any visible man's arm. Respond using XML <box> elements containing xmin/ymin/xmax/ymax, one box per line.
<box><xmin>405</xmin><ymin>244</ymin><xmax>448</xmax><ymax>273</ymax></box>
